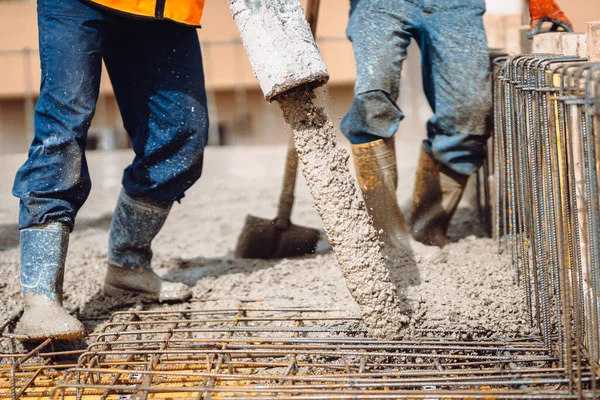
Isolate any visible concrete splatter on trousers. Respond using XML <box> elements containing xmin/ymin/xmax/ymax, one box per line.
<box><xmin>12</xmin><ymin>0</ymin><xmax>208</xmax><ymax>231</ymax></box>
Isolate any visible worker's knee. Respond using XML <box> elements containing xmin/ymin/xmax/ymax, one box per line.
<box><xmin>13</xmin><ymin>136</ymin><xmax>91</xmax><ymax>230</ymax></box>
<box><xmin>426</xmin><ymin>72</ymin><xmax>491</xmax><ymax>177</ymax></box>
<box><xmin>122</xmin><ymin>152</ymin><xmax>205</xmax><ymax>203</ymax></box>
<box><xmin>120</xmin><ymin>69</ymin><xmax>208</xmax><ymax>203</ymax></box>
<box><xmin>432</xmin><ymin>83</ymin><xmax>491</xmax><ymax>140</ymax></box>
<box><xmin>427</xmin><ymin>87</ymin><xmax>491</xmax><ymax>176</ymax></box>
<box><xmin>341</xmin><ymin>91</ymin><xmax>404</xmax><ymax>145</ymax></box>
<box><xmin>346</xmin><ymin>3</ymin><xmax>410</xmax><ymax>99</ymax></box>
<box><xmin>123</xmin><ymin>116</ymin><xmax>208</xmax><ymax>203</ymax></box>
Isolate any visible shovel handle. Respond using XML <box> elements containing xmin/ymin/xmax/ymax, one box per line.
<box><xmin>275</xmin><ymin>0</ymin><xmax>321</xmax><ymax>225</ymax></box>
<box><xmin>276</xmin><ymin>141</ymin><xmax>298</xmax><ymax>223</ymax></box>
<box><xmin>305</xmin><ymin>0</ymin><xmax>321</xmax><ymax>37</ymax></box>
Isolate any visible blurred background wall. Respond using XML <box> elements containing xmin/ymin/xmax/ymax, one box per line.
<box><xmin>0</xmin><ymin>0</ymin><xmax>597</xmax><ymax>154</ymax></box>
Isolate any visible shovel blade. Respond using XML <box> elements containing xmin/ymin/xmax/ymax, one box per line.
<box><xmin>235</xmin><ymin>214</ymin><xmax>320</xmax><ymax>259</ymax></box>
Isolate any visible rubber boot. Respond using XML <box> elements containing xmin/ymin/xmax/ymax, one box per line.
<box><xmin>104</xmin><ymin>190</ymin><xmax>191</xmax><ymax>302</ymax></box>
<box><xmin>15</xmin><ymin>222</ymin><xmax>84</xmax><ymax>340</ymax></box>
<box><xmin>410</xmin><ymin>144</ymin><xmax>469</xmax><ymax>247</ymax></box>
<box><xmin>352</xmin><ymin>138</ymin><xmax>411</xmax><ymax>250</ymax></box>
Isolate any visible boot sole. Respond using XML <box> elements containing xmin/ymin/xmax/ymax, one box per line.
<box><xmin>11</xmin><ymin>329</ymin><xmax>84</xmax><ymax>341</ymax></box>
<box><xmin>103</xmin><ymin>283</ymin><xmax>157</xmax><ymax>299</ymax></box>
<box><xmin>104</xmin><ymin>283</ymin><xmax>191</xmax><ymax>303</ymax></box>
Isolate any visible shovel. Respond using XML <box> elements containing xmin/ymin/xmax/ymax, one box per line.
<box><xmin>234</xmin><ymin>0</ymin><xmax>322</xmax><ymax>260</ymax></box>
<box><xmin>235</xmin><ymin>142</ymin><xmax>320</xmax><ymax>259</ymax></box>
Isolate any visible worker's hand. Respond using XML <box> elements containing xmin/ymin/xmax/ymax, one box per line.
<box><xmin>528</xmin><ymin>0</ymin><xmax>574</xmax><ymax>39</ymax></box>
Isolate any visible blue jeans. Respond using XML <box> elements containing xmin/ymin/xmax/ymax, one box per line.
<box><xmin>341</xmin><ymin>0</ymin><xmax>491</xmax><ymax>176</ymax></box>
<box><xmin>13</xmin><ymin>0</ymin><xmax>209</xmax><ymax>231</ymax></box>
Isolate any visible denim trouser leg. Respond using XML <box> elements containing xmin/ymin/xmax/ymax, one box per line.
<box><xmin>341</xmin><ymin>0</ymin><xmax>416</xmax><ymax>144</ymax></box>
<box><xmin>420</xmin><ymin>4</ymin><xmax>491</xmax><ymax>176</ymax></box>
<box><xmin>12</xmin><ymin>0</ymin><xmax>103</xmax><ymax>231</ymax></box>
<box><xmin>12</xmin><ymin>0</ymin><xmax>209</xmax><ymax>231</ymax></box>
<box><xmin>102</xmin><ymin>18</ymin><xmax>208</xmax><ymax>202</ymax></box>
<box><xmin>341</xmin><ymin>0</ymin><xmax>491</xmax><ymax>176</ymax></box>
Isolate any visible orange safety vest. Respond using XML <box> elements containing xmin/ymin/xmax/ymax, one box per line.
<box><xmin>87</xmin><ymin>0</ymin><xmax>205</xmax><ymax>26</ymax></box>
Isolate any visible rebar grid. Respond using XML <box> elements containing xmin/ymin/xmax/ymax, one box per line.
<box><xmin>1</xmin><ymin>307</ymin><xmax>598</xmax><ymax>399</ymax></box>
<box><xmin>492</xmin><ymin>54</ymin><xmax>600</xmax><ymax>396</ymax></box>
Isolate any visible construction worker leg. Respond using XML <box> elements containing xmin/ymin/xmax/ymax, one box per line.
<box><xmin>103</xmin><ymin>18</ymin><xmax>208</xmax><ymax>204</ymax></box>
<box><xmin>102</xmin><ymin>16</ymin><xmax>208</xmax><ymax>239</ymax></box>
<box><xmin>341</xmin><ymin>0</ymin><xmax>418</xmax><ymax>144</ymax></box>
<box><xmin>420</xmin><ymin>1</ymin><xmax>491</xmax><ymax>177</ymax></box>
<box><xmin>410</xmin><ymin>2</ymin><xmax>491</xmax><ymax>246</ymax></box>
<box><xmin>12</xmin><ymin>0</ymin><xmax>104</xmax><ymax>231</ymax></box>
<box><xmin>99</xmin><ymin>18</ymin><xmax>206</xmax><ymax>300</ymax></box>
<box><xmin>11</xmin><ymin>0</ymin><xmax>104</xmax><ymax>339</ymax></box>
<box><xmin>341</xmin><ymin>0</ymin><xmax>420</xmax><ymax>249</ymax></box>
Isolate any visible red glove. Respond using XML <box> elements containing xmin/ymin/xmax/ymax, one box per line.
<box><xmin>529</xmin><ymin>0</ymin><xmax>574</xmax><ymax>38</ymax></box>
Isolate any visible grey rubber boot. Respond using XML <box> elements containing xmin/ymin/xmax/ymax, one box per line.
<box><xmin>104</xmin><ymin>190</ymin><xmax>191</xmax><ymax>302</ymax></box>
<box><xmin>15</xmin><ymin>222</ymin><xmax>84</xmax><ymax>340</ymax></box>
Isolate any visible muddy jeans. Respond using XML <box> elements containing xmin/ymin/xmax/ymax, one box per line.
<box><xmin>12</xmin><ymin>0</ymin><xmax>209</xmax><ymax>231</ymax></box>
<box><xmin>341</xmin><ymin>0</ymin><xmax>491</xmax><ymax>176</ymax></box>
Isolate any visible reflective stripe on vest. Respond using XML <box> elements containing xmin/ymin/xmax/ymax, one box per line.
<box><xmin>87</xmin><ymin>0</ymin><xmax>205</xmax><ymax>26</ymax></box>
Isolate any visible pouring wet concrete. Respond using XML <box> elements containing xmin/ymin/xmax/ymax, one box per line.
<box><xmin>277</xmin><ymin>87</ymin><xmax>407</xmax><ymax>338</ymax></box>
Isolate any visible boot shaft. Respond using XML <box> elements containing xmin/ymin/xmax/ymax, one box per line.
<box><xmin>105</xmin><ymin>190</ymin><xmax>189</xmax><ymax>302</ymax></box>
<box><xmin>352</xmin><ymin>137</ymin><xmax>398</xmax><ymax>191</ymax></box>
<box><xmin>351</xmin><ymin>138</ymin><xmax>410</xmax><ymax>249</ymax></box>
<box><xmin>410</xmin><ymin>143</ymin><xmax>468</xmax><ymax>246</ymax></box>
<box><xmin>20</xmin><ymin>222</ymin><xmax>69</xmax><ymax>302</ymax></box>
<box><xmin>108</xmin><ymin>189</ymin><xmax>172</xmax><ymax>270</ymax></box>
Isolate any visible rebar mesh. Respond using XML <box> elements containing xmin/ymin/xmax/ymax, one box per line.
<box><xmin>491</xmin><ymin>54</ymin><xmax>600</xmax><ymax>396</ymax></box>
<box><xmin>1</xmin><ymin>306</ymin><xmax>598</xmax><ymax>399</ymax></box>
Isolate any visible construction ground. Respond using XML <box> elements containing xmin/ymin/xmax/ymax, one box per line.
<box><xmin>0</xmin><ymin>133</ymin><xmax>528</xmax><ymax>341</ymax></box>
<box><xmin>0</xmin><ymin>136</ymin><xmax>544</xmax><ymax>399</ymax></box>
<box><xmin>0</xmin><ymin>5</ymin><xmax>599</xmax><ymax>399</ymax></box>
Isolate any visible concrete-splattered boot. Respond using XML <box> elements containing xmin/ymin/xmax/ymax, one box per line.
<box><xmin>352</xmin><ymin>138</ymin><xmax>411</xmax><ymax>250</ymax></box>
<box><xmin>16</xmin><ymin>222</ymin><xmax>84</xmax><ymax>340</ymax></box>
<box><xmin>410</xmin><ymin>144</ymin><xmax>468</xmax><ymax>247</ymax></box>
<box><xmin>104</xmin><ymin>190</ymin><xmax>191</xmax><ymax>302</ymax></box>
